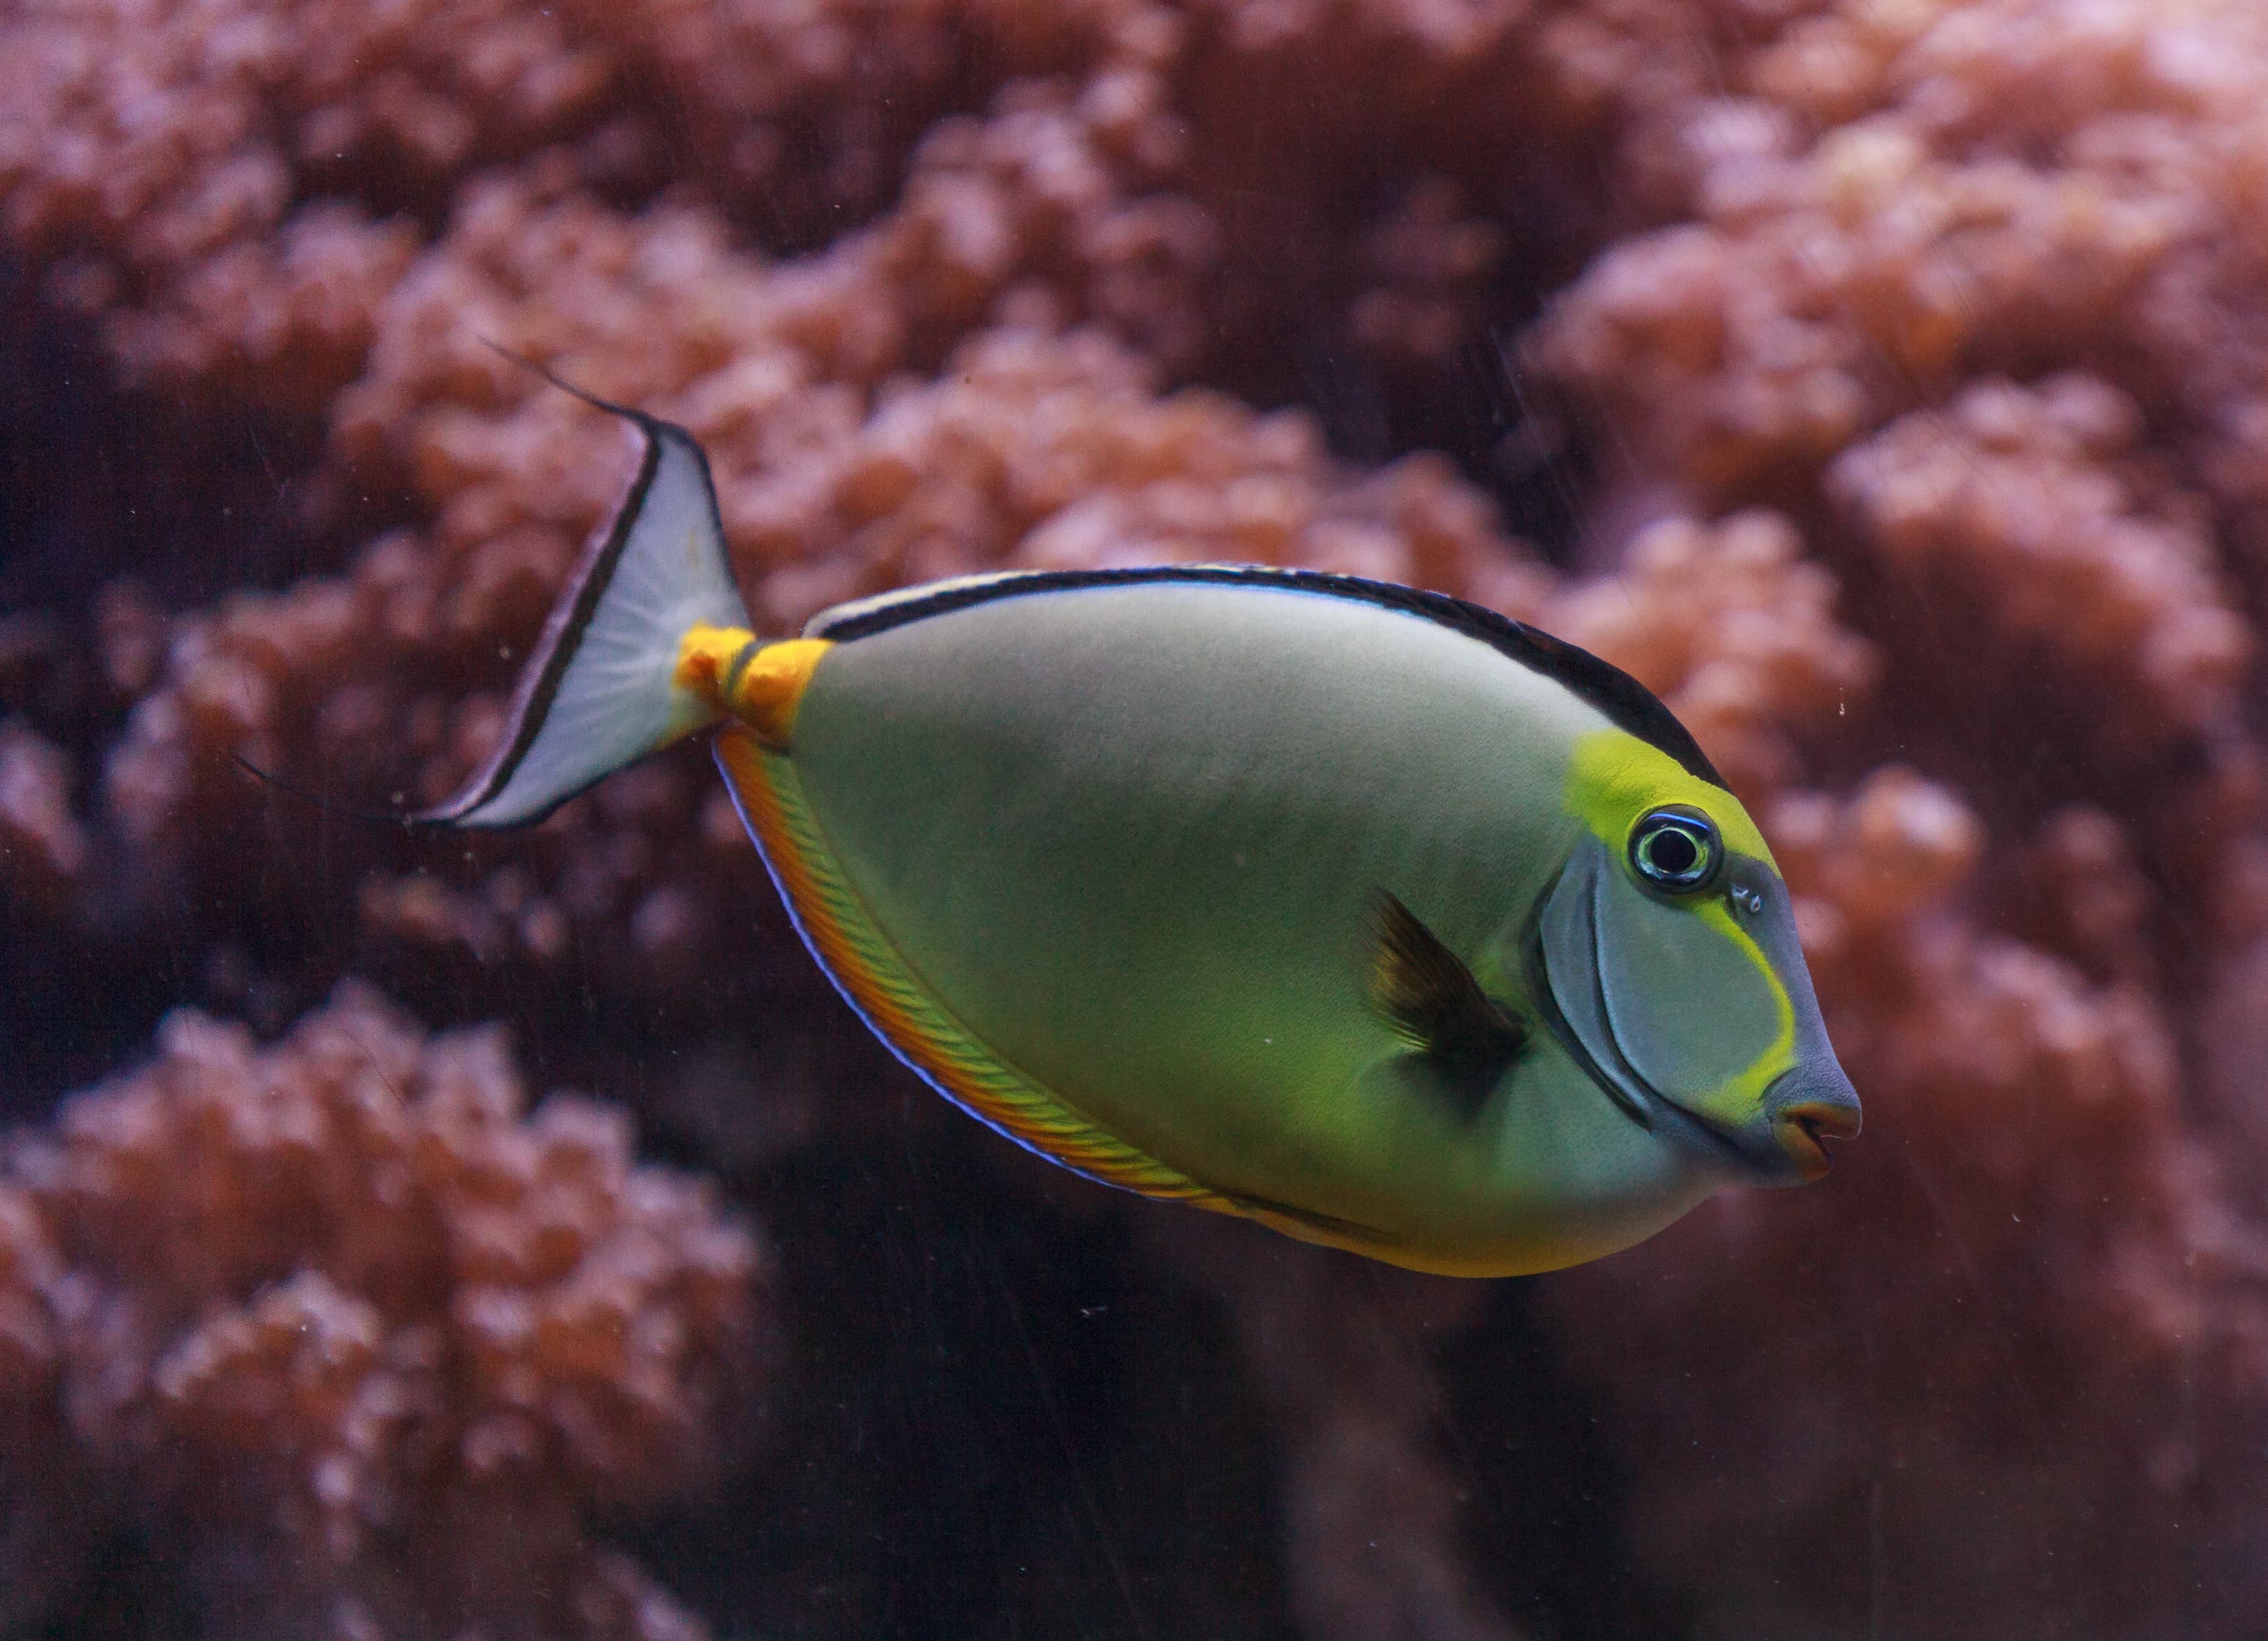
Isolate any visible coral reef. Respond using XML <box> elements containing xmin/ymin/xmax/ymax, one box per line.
<box><xmin>0</xmin><ymin>982</ymin><xmax>766</xmax><ymax>1640</ymax></box>
<box><xmin>1150</xmin><ymin>1213</ymin><xmax>1521</xmax><ymax>1641</ymax></box>
<box><xmin>1522</xmin><ymin>3</ymin><xmax>2268</xmax><ymax>1633</ymax></box>
<box><xmin>0</xmin><ymin>0</ymin><xmax>608</xmax><ymax>410</ymax></box>
<box><xmin>1550</xmin><ymin>768</ymin><xmax>2268</xmax><ymax>1638</ymax></box>
<box><xmin>10</xmin><ymin>0</ymin><xmax>2268</xmax><ymax>1638</ymax></box>
<box><xmin>1541</xmin><ymin>508</ymin><xmax>1877</xmax><ymax>799</ymax></box>
<box><xmin>103</xmin><ymin>164</ymin><xmax>1533</xmax><ymax>985</ymax></box>
<box><xmin>0</xmin><ymin>716</ymin><xmax>84</xmax><ymax>910</ymax></box>
<box><xmin>1827</xmin><ymin>373</ymin><xmax>2251</xmax><ymax>761</ymax></box>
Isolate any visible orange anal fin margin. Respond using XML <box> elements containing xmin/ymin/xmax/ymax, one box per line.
<box><xmin>712</xmin><ymin>726</ymin><xmax>1235</xmax><ymax>1207</ymax></box>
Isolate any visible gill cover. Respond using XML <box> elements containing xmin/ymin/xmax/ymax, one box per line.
<box><xmin>416</xmin><ymin>384</ymin><xmax>750</xmax><ymax>828</ymax></box>
<box><xmin>1533</xmin><ymin>826</ymin><xmax>1857</xmax><ymax>1178</ymax></box>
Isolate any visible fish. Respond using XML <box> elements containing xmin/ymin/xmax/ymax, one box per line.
<box><xmin>402</xmin><ymin>376</ymin><xmax>1861</xmax><ymax>1277</ymax></box>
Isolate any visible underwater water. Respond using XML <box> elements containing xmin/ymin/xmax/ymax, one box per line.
<box><xmin>5</xmin><ymin>0</ymin><xmax>2268</xmax><ymax>1636</ymax></box>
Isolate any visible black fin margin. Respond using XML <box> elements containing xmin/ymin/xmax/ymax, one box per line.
<box><xmin>810</xmin><ymin>562</ymin><xmax>1724</xmax><ymax>788</ymax></box>
<box><xmin>410</xmin><ymin>346</ymin><xmax>730</xmax><ymax>828</ymax></box>
<box><xmin>246</xmin><ymin>349</ymin><xmax>735</xmax><ymax>834</ymax></box>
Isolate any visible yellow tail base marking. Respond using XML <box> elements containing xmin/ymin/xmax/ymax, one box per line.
<box><xmin>676</xmin><ymin>628</ymin><xmax>831</xmax><ymax>750</ymax></box>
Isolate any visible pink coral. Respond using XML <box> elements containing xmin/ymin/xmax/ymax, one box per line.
<box><xmin>0</xmin><ymin>718</ymin><xmax>86</xmax><ymax>910</ymax></box>
<box><xmin>3</xmin><ymin>982</ymin><xmax>766</xmax><ymax>1640</ymax></box>
<box><xmin>0</xmin><ymin>1183</ymin><xmax>92</xmax><ymax>1638</ymax></box>
<box><xmin>0</xmin><ymin>0</ymin><xmax>617</xmax><ymax>409</ymax></box>
<box><xmin>13</xmin><ymin>0</ymin><xmax>2268</xmax><ymax>1636</ymax></box>
<box><xmin>1509</xmin><ymin>3</ymin><xmax>2268</xmax><ymax>1629</ymax></box>
<box><xmin>1540</xmin><ymin>509</ymin><xmax>1877</xmax><ymax>797</ymax></box>
<box><xmin>102</xmin><ymin>160</ymin><xmax>1534</xmax><ymax>981</ymax></box>
<box><xmin>1828</xmin><ymin>373</ymin><xmax>2251</xmax><ymax>753</ymax></box>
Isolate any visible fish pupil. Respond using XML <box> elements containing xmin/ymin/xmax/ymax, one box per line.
<box><xmin>1630</xmin><ymin>808</ymin><xmax>1720</xmax><ymax>891</ymax></box>
<box><xmin>1648</xmin><ymin>830</ymin><xmax>1697</xmax><ymax>875</ymax></box>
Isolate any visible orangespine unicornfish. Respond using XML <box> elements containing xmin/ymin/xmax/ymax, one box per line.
<box><xmin>401</xmin><ymin>380</ymin><xmax>1861</xmax><ymax>1277</ymax></box>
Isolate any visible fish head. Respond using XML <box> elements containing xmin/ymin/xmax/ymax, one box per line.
<box><xmin>1528</xmin><ymin>729</ymin><xmax>1859</xmax><ymax>1185</ymax></box>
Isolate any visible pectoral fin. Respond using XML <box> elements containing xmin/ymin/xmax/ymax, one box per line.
<box><xmin>1368</xmin><ymin>892</ymin><xmax>1526</xmax><ymax>1109</ymax></box>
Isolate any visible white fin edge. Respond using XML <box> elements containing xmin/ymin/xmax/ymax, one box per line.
<box><xmin>418</xmin><ymin>397</ymin><xmax>750</xmax><ymax>828</ymax></box>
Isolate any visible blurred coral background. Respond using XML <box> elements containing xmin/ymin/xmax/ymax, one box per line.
<box><xmin>4</xmin><ymin>0</ymin><xmax>2267</xmax><ymax>1636</ymax></box>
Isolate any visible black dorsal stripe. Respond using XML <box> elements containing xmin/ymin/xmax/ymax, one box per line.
<box><xmin>810</xmin><ymin>564</ymin><xmax>1726</xmax><ymax>786</ymax></box>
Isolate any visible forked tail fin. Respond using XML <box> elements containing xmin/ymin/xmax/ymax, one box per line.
<box><xmin>416</xmin><ymin>369</ymin><xmax>753</xmax><ymax>828</ymax></box>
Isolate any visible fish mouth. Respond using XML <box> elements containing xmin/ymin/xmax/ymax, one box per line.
<box><xmin>1770</xmin><ymin>1091</ymin><xmax>1863</xmax><ymax>1182</ymax></box>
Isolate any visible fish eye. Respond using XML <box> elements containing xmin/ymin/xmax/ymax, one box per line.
<box><xmin>1628</xmin><ymin>807</ymin><xmax>1722</xmax><ymax>893</ymax></box>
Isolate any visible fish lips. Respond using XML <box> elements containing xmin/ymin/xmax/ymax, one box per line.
<box><xmin>1764</xmin><ymin>1063</ymin><xmax>1863</xmax><ymax>1181</ymax></box>
<box><xmin>1526</xmin><ymin>837</ymin><xmax>1858</xmax><ymax>1183</ymax></box>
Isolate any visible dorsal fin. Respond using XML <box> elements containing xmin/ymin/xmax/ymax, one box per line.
<box><xmin>804</xmin><ymin>563</ymin><xmax>1724</xmax><ymax>786</ymax></box>
<box><xmin>1368</xmin><ymin>891</ymin><xmax>1527</xmax><ymax>1110</ymax></box>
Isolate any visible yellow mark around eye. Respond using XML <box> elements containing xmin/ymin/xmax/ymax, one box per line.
<box><xmin>1565</xmin><ymin>728</ymin><xmax>1774</xmax><ymax>864</ymax></box>
<box><xmin>1565</xmin><ymin>727</ymin><xmax>1794</xmax><ymax>1118</ymax></box>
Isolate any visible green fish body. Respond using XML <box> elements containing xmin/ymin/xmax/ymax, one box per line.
<box><xmin>409</xmin><ymin>383</ymin><xmax>1860</xmax><ymax>1276</ymax></box>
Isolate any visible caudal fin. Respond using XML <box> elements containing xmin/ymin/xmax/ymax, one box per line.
<box><xmin>416</xmin><ymin>373</ymin><xmax>751</xmax><ymax>828</ymax></box>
